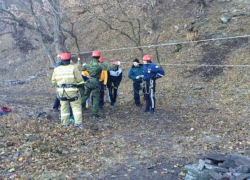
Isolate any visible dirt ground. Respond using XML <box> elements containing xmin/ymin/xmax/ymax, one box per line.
<box><xmin>1</xmin><ymin>70</ymin><xmax>249</xmax><ymax>180</ymax></box>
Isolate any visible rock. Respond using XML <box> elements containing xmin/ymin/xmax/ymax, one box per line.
<box><xmin>195</xmin><ymin>98</ymin><xmax>205</xmax><ymax>105</ymax></box>
<box><xmin>235</xmin><ymin>155</ymin><xmax>250</xmax><ymax>166</ymax></box>
<box><xmin>235</xmin><ymin>165</ymin><xmax>250</xmax><ymax>173</ymax></box>
<box><xmin>26</xmin><ymin>114</ymin><xmax>33</xmax><ymax>117</ymax></box>
<box><xmin>6</xmin><ymin>142</ymin><xmax>14</xmax><ymax>146</ymax></box>
<box><xmin>200</xmin><ymin>136</ymin><xmax>221</xmax><ymax>143</ymax></box>
<box><xmin>217</xmin><ymin>25</ymin><xmax>228</xmax><ymax>30</ymax></box>
<box><xmin>90</xmin><ymin>125</ymin><xmax>99</xmax><ymax>131</ymax></box>
<box><xmin>184</xmin><ymin>164</ymin><xmax>211</xmax><ymax>180</ymax></box>
<box><xmin>26</xmin><ymin>135</ymin><xmax>38</xmax><ymax>142</ymax></box>
<box><xmin>13</xmin><ymin>151</ymin><xmax>21</xmax><ymax>158</ymax></box>
<box><xmin>221</xmin><ymin>155</ymin><xmax>250</xmax><ymax>169</ymax></box>
<box><xmin>56</xmin><ymin>149</ymin><xmax>63</xmax><ymax>154</ymax></box>
<box><xmin>206</xmin><ymin>154</ymin><xmax>227</xmax><ymax>163</ymax></box>
<box><xmin>26</xmin><ymin>76</ymin><xmax>36</xmax><ymax>81</ymax></box>
<box><xmin>223</xmin><ymin>172</ymin><xmax>233</xmax><ymax>179</ymax></box>
<box><xmin>206</xmin><ymin>108</ymin><xmax>219</xmax><ymax>113</ymax></box>
<box><xmin>5</xmin><ymin>80</ymin><xmax>25</xmax><ymax>85</ymax></box>
<box><xmin>46</xmin><ymin>114</ymin><xmax>55</xmax><ymax>121</ymax></box>
<box><xmin>220</xmin><ymin>13</ymin><xmax>231</xmax><ymax>24</ymax></box>
<box><xmin>235</xmin><ymin>173</ymin><xmax>250</xmax><ymax>180</ymax></box>
<box><xmin>78</xmin><ymin>171</ymin><xmax>87</xmax><ymax>178</ymax></box>
<box><xmin>204</xmin><ymin>164</ymin><xmax>228</xmax><ymax>173</ymax></box>
<box><xmin>191</xmin><ymin>86</ymin><xmax>204</xmax><ymax>90</ymax></box>
<box><xmin>16</xmin><ymin>117</ymin><xmax>23</xmax><ymax>122</ymax></box>
<box><xmin>34</xmin><ymin>111</ymin><xmax>46</xmax><ymax>118</ymax></box>
<box><xmin>198</xmin><ymin>159</ymin><xmax>205</xmax><ymax>171</ymax></box>
<box><xmin>174</xmin><ymin>25</ymin><xmax>179</xmax><ymax>31</ymax></box>
<box><xmin>204</xmin><ymin>159</ymin><xmax>213</xmax><ymax>164</ymax></box>
<box><xmin>209</xmin><ymin>169</ymin><xmax>223</xmax><ymax>179</ymax></box>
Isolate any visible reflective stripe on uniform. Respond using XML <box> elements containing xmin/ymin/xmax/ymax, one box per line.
<box><xmin>61</xmin><ymin>113</ymin><xmax>70</xmax><ymax>116</ymax></box>
<box><xmin>73</xmin><ymin>111</ymin><xmax>82</xmax><ymax>115</ymax></box>
<box><xmin>55</xmin><ymin>75</ymin><xmax>75</xmax><ymax>79</ymax></box>
<box><xmin>57</xmin><ymin>88</ymin><xmax>77</xmax><ymax>92</ymax></box>
<box><xmin>55</xmin><ymin>69</ymin><xmax>74</xmax><ymax>74</ymax></box>
<box><xmin>54</xmin><ymin>68</ymin><xmax>75</xmax><ymax>80</ymax></box>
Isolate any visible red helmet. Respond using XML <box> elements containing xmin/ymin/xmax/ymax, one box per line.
<box><xmin>92</xmin><ymin>50</ymin><xmax>101</xmax><ymax>57</ymax></box>
<box><xmin>57</xmin><ymin>52</ymin><xmax>71</xmax><ymax>60</ymax></box>
<box><xmin>143</xmin><ymin>54</ymin><xmax>152</xmax><ymax>61</ymax></box>
<box><xmin>99</xmin><ymin>57</ymin><xmax>104</xmax><ymax>63</ymax></box>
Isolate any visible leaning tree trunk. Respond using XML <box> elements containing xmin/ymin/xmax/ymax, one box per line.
<box><xmin>37</xmin><ymin>31</ymin><xmax>55</xmax><ymax>67</ymax></box>
<box><xmin>52</xmin><ymin>0</ymin><xmax>67</xmax><ymax>53</ymax></box>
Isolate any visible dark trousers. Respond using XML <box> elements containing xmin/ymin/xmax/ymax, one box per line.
<box><xmin>144</xmin><ymin>79</ymin><xmax>156</xmax><ymax>110</ymax></box>
<box><xmin>107</xmin><ymin>83</ymin><xmax>118</xmax><ymax>106</ymax></box>
<box><xmin>53</xmin><ymin>96</ymin><xmax>60</xmax><ymax>109</ymax></box>
<box><xmin>99</xmin><ymin>81</ymin><xmax>105</xmax><ymax>108</ymax></box>
<box><xmin>133</xmin><ymin>81</ymin><xmax>141</xmax><ymax>105</ymax></box>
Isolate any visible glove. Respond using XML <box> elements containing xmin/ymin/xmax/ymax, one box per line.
<box><xmin>113</xmin><ymin>60</ymin><xmax>121</xmax><ymax>65</ymax></box>
<box><xmin>136</xmin><ymin>75</ymin><xmax>143</xmax><ymax>79</ymax></box>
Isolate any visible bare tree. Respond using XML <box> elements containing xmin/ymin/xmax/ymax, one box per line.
<box><xmin>0</xmin><ymin>0</ymin><xmax>80</xmax><ymax>66</ymax></box>
<box><xmin>97</xmin><ymin>0</ymin><xmax>164</xmax><ymax>63</ymax></box>
<box><xmin>96</xmin><ymin>0</ymin><xmax>143</xmax><ymax>56</ymax></box>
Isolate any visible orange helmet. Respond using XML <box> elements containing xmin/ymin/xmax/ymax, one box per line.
<box><xmin>92</xmin><ymin>50</ymin><xmax>101</xmax><ymax>57</ymax></box>
<box><xmin>57</xmin><ymin>53</ymin><xmax>71</xmax><ymax>60</ymax></box>
<box><xmin>143</xmin><ymin>54</ymin><xmax>152</xmax><ymax>61</ymax></box>
<box><xmin>99</xmin><ymin>57</ymin><xmax>104</xmax><ymax>63</ymax></box>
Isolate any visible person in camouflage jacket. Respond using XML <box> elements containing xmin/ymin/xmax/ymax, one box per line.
<box><xmin>81</xmin><ymin>50</ymin><xmax>120</xmax><ymax>118</ymax></box>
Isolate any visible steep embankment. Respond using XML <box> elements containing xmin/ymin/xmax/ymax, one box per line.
<box><xmin>1</xmin><ymin>0</ymin><xmax>250</xmax><ymax>179</ymax></box>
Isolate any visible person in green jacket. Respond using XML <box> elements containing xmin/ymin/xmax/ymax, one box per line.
<box><xmin>128</xmin><ymin>58</ymin><xmax>144</xmax><ymax>107</ymax></box>
<box><xmin>81</xmin><ymin>50</ymin><xmax>120</xmax><ymax>118</ymax></box>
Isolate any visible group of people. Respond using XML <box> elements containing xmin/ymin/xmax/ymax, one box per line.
<box><xmin>51</xmin><ymin>50</ymin><xmax>165</xmax><ymax>128</ymax></box>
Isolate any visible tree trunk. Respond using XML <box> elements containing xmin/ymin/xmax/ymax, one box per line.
<box><xmin>38</xmin><ymin>32</ymin><xmax>55</xmax><ymax>66</ymax></box>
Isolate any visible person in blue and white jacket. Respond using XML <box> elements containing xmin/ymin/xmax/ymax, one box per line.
<box><xmin>141</xmin><ymin>54</ymin><xmax>165</xmax><ymax>114</ymax></box>
<box><xmin>107</xmin><ymin>62</ymin><xmax>123</xmax><ymax>109</ymax></box>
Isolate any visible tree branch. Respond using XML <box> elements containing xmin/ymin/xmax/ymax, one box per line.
<box><xmin>98</xmin><ymin>17</ymin><xmax>139</xmax><ymax>46</ymax></box>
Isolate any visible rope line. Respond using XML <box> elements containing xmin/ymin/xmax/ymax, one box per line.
<box><xmin>72</xmin><ymin>34</ymin><xmax>250</xmax><ymax>55</ymax></box>
<box><xmin>147</xmin><ymin>63</ymin><xmax>250</xmax><ymax>68</ymax></box>
<box><xmin>118</xmin><ymin>62</ymin><xmax>250</xmax><ymax>68</ymax></box>
<box><xmin>73</xmin><ymin>34</ymin><xmax>250</xmax><ymax>68</ymax></box>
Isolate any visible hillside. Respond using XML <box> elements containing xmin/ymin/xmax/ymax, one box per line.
<box><xmin>0</xmin><ymin>0</ymin><xmax>250</xmax><ymax>179</ymax></box>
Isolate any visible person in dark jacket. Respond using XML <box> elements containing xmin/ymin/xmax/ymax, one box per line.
<box><xmin>128</xmin><ymin>58</ymin><xmax>144</xmax><ymax>107</ymax></box>
<box><xmin>141</xmin><ymin>54</ymin><xmax>165</xmax><ymax>114</ymax></box>
<box><xmin>107</xmin><ymin>63</ymin><xmax>122</xmax><ymax>108</ymax></box>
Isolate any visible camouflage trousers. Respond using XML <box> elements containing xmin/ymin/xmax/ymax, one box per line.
<box><xmin>82</xmin><ymin>78</ymin><xmax>100</xmax><ymax>114</ymax></box>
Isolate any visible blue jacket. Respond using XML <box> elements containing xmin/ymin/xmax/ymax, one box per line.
<box><xmin>143</xmin><ymin>63</ymin><xmax>165</xmax><ymax>81</ymax></box>
<box><xmin>128</xmin><ymin>64</ymin><xmax>144</xmax><ymax>83</ymax></box>
<box><xmin>55</xmin><ymin>61</ymin><xmax>61</xmax><ymax>67</ymax></box>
